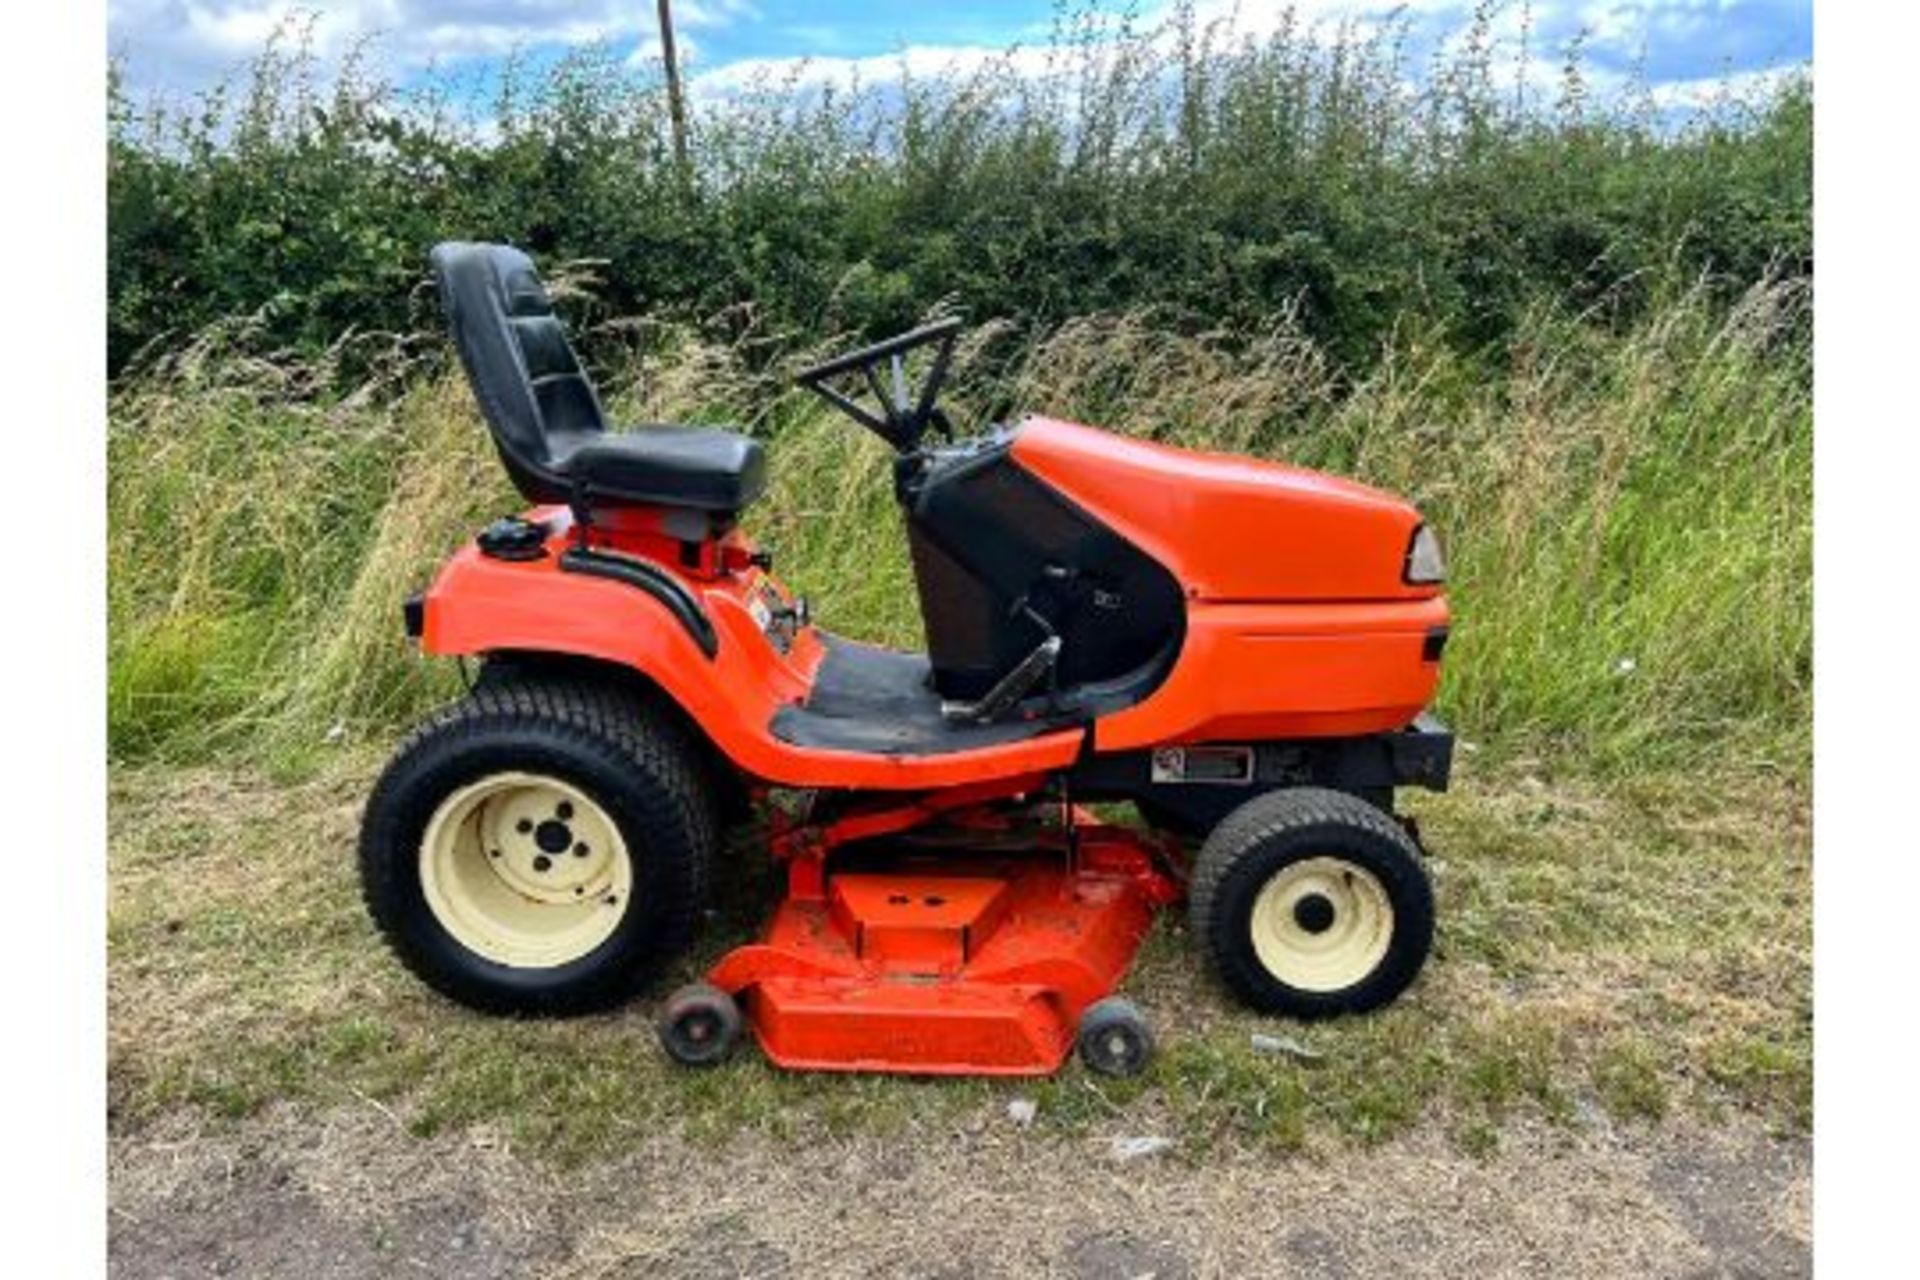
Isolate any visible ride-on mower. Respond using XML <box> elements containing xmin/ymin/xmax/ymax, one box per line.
<box><xmin>359</xmin><ymin>242</ymin><xmax>1455</xmax><ymax>1077</ymax></box>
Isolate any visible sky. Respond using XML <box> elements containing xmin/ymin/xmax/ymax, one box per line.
<box><xmin>106</xmin><ymin>1</ymin><xmax>1813</xmax><ymax>106</ymax></box>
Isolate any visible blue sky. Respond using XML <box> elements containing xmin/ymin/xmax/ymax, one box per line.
<box><xmin>107</xmin><ymin>1</ymin><xmax>1813</xmax><ymax>104</ymax></box>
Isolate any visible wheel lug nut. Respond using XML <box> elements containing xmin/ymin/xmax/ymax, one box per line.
<box><xmin>574</xmin><ymin>842</ymin><xmax>590</xmax><ymax>857</ymax></box>
<box><xmin>516</xmin><ymin>819</ymin><xmax>533</xmax><ymax>834</ymax></box>
<box><xmin>556</xmin><ymin>802</ymin><xmax>574</xmax><ymax>820</ymax></box>
<box><xmin>532</xmin><ymin>855</ymin><xmax>552</xmax><ymax>872</ymax></box>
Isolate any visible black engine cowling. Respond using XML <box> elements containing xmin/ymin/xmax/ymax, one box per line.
<box><xmin>898</xmin><ymin>428</ymin><xmax>1185</xmax><ymax>706</ymax></box>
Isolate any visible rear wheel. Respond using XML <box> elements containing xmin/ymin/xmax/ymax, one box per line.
<box><xmin>359</xmin><ymin>676</ymin><xmax>716</xmax><ymax>1015</ymax></box>
<box><xmin>1190</xmin><ymin>787</ymin><xmax>1433</xmax><ymax>1018</ymax></box>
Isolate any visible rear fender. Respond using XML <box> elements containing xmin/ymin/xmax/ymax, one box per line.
<box><xmin>418</xmin><ymin>541</ymin><xmax>817</xmax><ymax>780</ymax></box>
<box><xmin>414</xmin><ymin>540</ymin><xmax>1089</xmax><ymax>790</ymax></box>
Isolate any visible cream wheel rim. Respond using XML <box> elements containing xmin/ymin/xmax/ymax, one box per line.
<box><xmin>1249</xmin><ymin>856</ymin><xmax>1394</xmax><ymax>992</ymax></box>
<box><xmin>419</xmin><ymin>771</ymin><xmax>634</xmax><ymax>968</ymax></box>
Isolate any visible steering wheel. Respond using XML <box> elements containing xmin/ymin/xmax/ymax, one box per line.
<box><xmin>794</xmin><ymin>318</ymin><xmax>963</xmax><ymax>452</ymax></box>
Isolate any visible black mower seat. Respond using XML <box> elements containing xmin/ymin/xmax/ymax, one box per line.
<box><xmin>431</xmin><ymin>240</ymin><xmax>766</xmax><ymax>514</ymax></box>
<box><xmin>549</xmin><ymin>428</ymin><xmax>766</xmax><ymax>513</ymax></box>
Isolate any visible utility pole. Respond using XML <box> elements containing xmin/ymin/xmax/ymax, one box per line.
<box><xmin>655</xmin><ymin>0</ymin><xmax>691</xmax><ymax>181</ymax></box>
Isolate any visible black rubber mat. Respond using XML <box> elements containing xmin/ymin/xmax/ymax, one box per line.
<box><xmin>770</xmin><ymin>635</ymin><xmax>1078</xmax><ymax>756</ymax></box>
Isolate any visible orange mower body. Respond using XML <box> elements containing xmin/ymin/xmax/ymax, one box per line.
<box><xmin>361</xmin><ymin>243</ymin><xmax>1456</xmax><ymax>1078</ymax></box>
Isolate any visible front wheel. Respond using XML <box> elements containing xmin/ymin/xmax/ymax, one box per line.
<box><xmin>359</xmin><ymin>678</ymin><xmax>716</xmax><ymax>1015</ymax></box>
<box><xmin>1189</xmin><ymin>788</ymin><xmax>1434</xmax><ymax>1019</ymax></box>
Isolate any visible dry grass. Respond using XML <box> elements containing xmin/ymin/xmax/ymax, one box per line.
<box><xmin>109</xmin><ymin>1100</ymin><xmax>1810</xmax><ymax>1278</ymax></box>
<box><xmin>107</xmin><ymin>747</ymin><xmax>1809</xmax><ymax>1164</ymax></box>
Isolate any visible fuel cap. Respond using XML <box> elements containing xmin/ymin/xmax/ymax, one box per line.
<box><xmin>476</xmin><ymin>516</ymin><xmax>549</xmax><ymax>561</ymax></box>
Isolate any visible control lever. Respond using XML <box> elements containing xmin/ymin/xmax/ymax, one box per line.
<box><xmin>771</xmin><ymin>597</ymin><xmax>811</xmax><ymax>630</ymax></box>
<box><xmin>942</xmin><ymin>636</ymin><xmax>1062</xmax><ymax>725</ymax></box>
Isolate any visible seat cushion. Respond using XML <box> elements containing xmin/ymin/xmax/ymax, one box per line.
<box><xmin>552</xmin><ymin>426</ymin><xmax>768</xmax><ymax>513</ymax></box>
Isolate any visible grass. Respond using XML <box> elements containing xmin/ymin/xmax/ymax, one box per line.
<box><xmin>109</xmin><ymin>281</ymin><xmax>1810</xmax><ymax>775</ymax></box>
<box><xmin>107</xmin><ymin>749</ymin><xmax>1809</xmax><ymax>1163</ymax></box>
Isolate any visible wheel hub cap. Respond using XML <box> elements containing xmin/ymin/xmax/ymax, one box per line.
<box><xmin>1249</xmin><ymin>856</ymin><xmax>1394</xmax><ymax>993</ymax></box>
<box><xmin>419</xmin><ymin>772</ymin><xmax>634</xmax><ymax>967</ymax></box>
<box><xmin>534</xmin><ymin>819</ymin><xmax>573</xmax><ymax>854</ymax></box>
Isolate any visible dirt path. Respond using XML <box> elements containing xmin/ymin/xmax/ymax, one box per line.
<box><xmin>109</xmin><ymin>1106</ymin><xmax>1808</xmax><ymax>1278</ymax></box>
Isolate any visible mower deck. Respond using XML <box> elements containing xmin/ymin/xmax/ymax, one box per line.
<box><xmin>708</xmin><ymin>816</ymin><xmax>1181</xmax><ymax>1075</ymax></box>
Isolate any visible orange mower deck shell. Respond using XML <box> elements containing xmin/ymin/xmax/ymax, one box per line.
<box><xmin>705</xmin><ymin>816</ymin><xmax>1180</xmax><ymax>1075</ymax></box>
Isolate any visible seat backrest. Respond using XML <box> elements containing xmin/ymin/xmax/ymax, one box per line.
<box><xmin>430</xmin><ymin>242</ymin><xmax>606</xmax><ymax>499</ymax></box>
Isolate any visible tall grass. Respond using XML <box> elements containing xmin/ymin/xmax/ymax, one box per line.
<box><xmin>108</xmin><ymin>277</ymin><xmax>1809</xmax><ymax>774</ymax></box>
<box><xmin>107</xmin><ymin>6</ymin><xmax>1811</xmax><ymax>775</ymax></box>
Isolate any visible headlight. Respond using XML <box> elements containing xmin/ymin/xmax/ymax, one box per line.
<box><xmin>1404</xmin><ymin>524</ymin><xmax>1445</xmax><ymax>585</ymax></box>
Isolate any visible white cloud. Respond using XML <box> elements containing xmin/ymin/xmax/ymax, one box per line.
<box><xmin>690</xmin><ymin>41</ymin><xmax>1061</xmax><ymax>99</ymax></box>
<box><xmin>686</xmin><ymin>1</ymin><xmax>1805</xmax><ymax>110</ymax></box>
<box><xmin>109</xmin><ymin>0</ymin><xmax>1807</xmax><ymax>102</ymax></box>
<box><xmin>109</xmin><ymin>0</ymin><xmax>754</xmax><ymax>90</ymax></box>
<box><xmin>1647</xmin><ymin>60</ymin><xmax>1805</xmax><ymax>110</ymax></box>
<box><xmin>682</xmin><ymin>1</ymin><xmax>1454</xmax><ymax>101</ymax></box>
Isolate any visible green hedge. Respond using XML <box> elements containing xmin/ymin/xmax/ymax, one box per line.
<box><xmin>108</xmin><ymin>10</ymin><xmax>1810</xmax><ymax>378</ymax></box>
